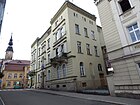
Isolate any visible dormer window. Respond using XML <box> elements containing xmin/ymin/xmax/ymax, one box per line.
<box><xmin>119</xmin><ymin>0</ymin><xmax>131</xmax><ymax>13</ymax></box>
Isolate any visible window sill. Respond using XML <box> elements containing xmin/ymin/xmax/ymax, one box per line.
<box><xmin>85</xmin><ymin>36</ymin><xmax>89</xmax><ymax>38</ymax></box>
<box><xmin>95</xmin><ymin>55</ymin><xmax>100</xmax><ymax>57</ymax></box>
<box><xmin>80</xmin><ymin>75</ymin><xmax>86</xmax><ymax>77</ymax></box>
<box><xmin>78</xmin><ymin>52</ymin><xmax>83</xmax><ymax>54</ymax></box>
<box><xmin>87</xmin><ymin>54</ymin><xmax>92</xmax><ymax>56</ymax></box>
<box><xmin>92</xmin><ymin>39</ymin><xmax>96</xmax><ymax>41</ymax></box>
<box><xmin>76</xmin><ymin>33</ymin><xmax>81</xmax><ymax>35</ymax></box>
<box><xmin>119</xmin><ymin>7</ymin><xmax>135</xmax><ymax>16</ymax></box>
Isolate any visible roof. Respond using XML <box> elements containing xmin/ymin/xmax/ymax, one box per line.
<box><xmin>4</xmin><ymin>60</ymin><xmax>30</xmax><ymax>71</ymax></box>
<box><xmin>50</xmin><ymin>1</ymin><xmax>96</xmax><ymax>24</ymax></box>
<box><xmin>6</xmin><ymin>60</ymin><xmax>30</xmax><ymax>65</ymax></box>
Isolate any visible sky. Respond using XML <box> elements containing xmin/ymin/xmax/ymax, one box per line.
<box><xmin>0</xmin><ymin>0</ymin><xmax>100</xmax><ymax>60</ymax></box>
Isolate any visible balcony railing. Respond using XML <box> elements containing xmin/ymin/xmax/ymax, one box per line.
<box><xmin>50</xmin><ymin>53</ymin><xmax>68</xmax><ymax>65</ymax></box>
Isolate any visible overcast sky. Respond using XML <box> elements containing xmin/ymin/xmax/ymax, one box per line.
<box><xmin>0</xmin><ymin>0</ymin><xmax>100</xmax><ymax>60</ymax></box>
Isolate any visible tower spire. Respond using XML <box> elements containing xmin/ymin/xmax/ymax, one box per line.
<box><xmin>5</xmin><ymin>33</ymin><xmax>13</xmax><ymax>60</ymax></box>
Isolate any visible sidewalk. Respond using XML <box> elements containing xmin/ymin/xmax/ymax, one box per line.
<box><xmin>31</xmin><ymin>89</ymin><xmax>140</xmax><ymax>105</ymax></box>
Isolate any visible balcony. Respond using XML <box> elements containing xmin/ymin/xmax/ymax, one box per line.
<box><xmin>50</xmin><ymin>53</ymin><xmax>68</xmax><ymax>66</ymax></box>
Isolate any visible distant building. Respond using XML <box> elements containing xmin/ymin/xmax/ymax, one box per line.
<box><xmin>0</xmin><ymin>0</ymin><xmax>6</xmax><ymax>35</ymax></box>
<box><xmin>94</xmin><ymin>0</ymin><xmax>140</xmax><ymax>98</ymax></box>
<box><xmin>1</xmin><ymin>60</ymin><xmax>30</xmax><ymax>89</ymax></box>
<box><xmin>5</xmin><ymin>35</ymin><xmax>13</xmax><ymax>60</ymax></box>
<box><xmin>31</xmin><ymin>1</ymin><xmax>107</xmax><ymax>91</ymax></box>
<box><xmin>0</xmin><ymin>36</ymin><xmax>30</xmax><ymax>89</ymax></box>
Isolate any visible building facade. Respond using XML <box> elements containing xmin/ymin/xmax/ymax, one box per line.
<box><xmin>1</xmin><ymin>60</ymin><xmax>30</xmax><ymax>89</ymax></box>
<box><xmin>0</xmin><ymin>0</ymin><xmax>6</xmax><ymax>35</ymax></box>
<box><xmin>94</xmin><ymin>0</ymin><xmax>140</xmax><ymax>97</ymax></box>
<box><xmin>31</xmin><ymin>1</ymin><xmax>107</xmax><ymax>91</ymax></box>
<box><xmin>0</xmin><ymin>36</ymin><xmax>30</xmax><ymax>89</ymax></box>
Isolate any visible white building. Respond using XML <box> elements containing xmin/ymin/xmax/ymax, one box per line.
<box><xmin>94</xmin><ymin>0</ymin><xmax>140</xmax><ymax>98</ymax></box>
<box><xmin>31</xmin><ymin>1</ymin><xmax>107</xmax><ymax>91</ymax></box>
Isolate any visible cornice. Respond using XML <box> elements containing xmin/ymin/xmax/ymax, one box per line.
<box><xmin>51</xmin><ymin>1</ymin><xmax>96</xmax><ymax>24</ymax></box>
<box><xmin>94</xmin><ymin>0</ymin><xmax>111</xmax><ymax>5</ymax></box>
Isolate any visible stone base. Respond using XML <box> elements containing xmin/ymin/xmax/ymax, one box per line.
<box><xmin>115</xmin><ymin>90</ymin><xmax>140</xmax><ymax>99</ymax></box>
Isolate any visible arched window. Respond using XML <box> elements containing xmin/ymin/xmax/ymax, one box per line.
<box><xmin>98</xmin><ymin>64</ymin><xmax>102</xmax><ymax>71</ymax></box>
<box><xmin>8</xmin><ymin>73</ymin><xmax>12</xmax><ymax>79</ymax></box>
<box><xmin>62</xmin><ymin>64</ymin><xmax>66</xmax><ymax>77</ymax></box>
<box><xmin>80</xmin><ymin>62</ymin><xmax>85</xmax><ymax>76</ymax></box>
<box><xmin>19</xmin><ymin>73</ymin><xmax>23</xmax><ymax>78</ymax></box>
<box><xmin>14</xmin><ymin>73</ymin><xmax>17</xmax><ymax>78</ymax></box>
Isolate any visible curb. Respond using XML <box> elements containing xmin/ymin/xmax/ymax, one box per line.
<box><xmin>31</xmin><ymin>89</ymin><xmax>127</xmax><ymax>105</ymax></box>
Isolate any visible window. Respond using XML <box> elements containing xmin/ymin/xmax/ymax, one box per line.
<box><xmin>94</xmin><ymin>46</ymin><xmax>98</xmax><ymax>56</ymax></box>
<box><xmin>56</xmin><ymin>29</ymin><xmax>61</xmax><ymax>41</ymax></box>
<box><xmin>55</xmin><ymin>20</ymin><xmax>58</xmax><ymax>27</ymax></box>
<box><xmin>75</xmin><ymin>24</ymin><xmax>80</xmax><ymax>34</ymax></box>
<box><xmin>98</xmin><ymin>64</ymin><xmax>102</xmax><ymax>71</ymax></box>
<box><xmin>38</xmin><ymin>58</ymin><xmax>40</xmax><ymax>68</ymax></box>
<box><xmin>77</xmin><ymin>41</ymin><xmax>82</xmax><ymax>53</ymax></box>
<box><xmin>38</xmin><ymin>48</ymin><xmax>40</xmax><ymax>56</ymax></box>
<box><xmin>86</xmin><ymin>44</ymin><xmax>91</xmax><ymax>55</ymax></box>
<box><xmin>91</xmin><ymin>30</ymin><xmax>95</xmax><ymax>39</ymax></box>
<box><xmin>8</xmin><ymin>73</ymin><xmax>12</xmax><ymax>79</ymax></box>
<box><xmin>84</xmin><ymin>27</ymin><xmax>88</xmax><ymax>37</ymax></box>
<box><xmin>56</xmin><ymin>48</ymin><xmax>58</xmax><ymax>56</ymax></box>
<box><xmin>60</xmin><ymin>25</ymin><xmax>66</xmax><ymax>36</ymax></box>
<box><xmin>38</xmin><ymin>74</ymin><xmax>40</xmax><ymax>82</ymax></box>
<box><xmin>14</xmin><ymin>73</ymin><xmax>17</xmax><ymax>78</ymax></box>
<box><xmin>57</xmin><ymin>66</ymin><xmax>61</xmax><ymax>79</ymax></box>
<box><xmin>82</xmin><ymin>17</ymin><xmax>86</xmax><ymax>22</ymax></box>
<box><xmin>119</xmin><ymin>0</ymin><xmax>131</xmax><ymax>13</ymax></box>
<box><xmin>47</xmin><ymin>70</ymin><xmax>51</xmax><ymax>80</ymax></box>
<box><xmin>7</xmin><ymin>81</ymin><xmax>11</xmax><ymax>87</ymax></box>
<box><xmin>80</xmin><ymin>62</ymin><xmax>85</xmax><ymax>76</ymax></box>
<box><xmin>62</xmin><ymin>64</ymin><xmax>66</xmax><ymax>77</ymax></box>
<box><xmin>13</xmin><ymin>81</ymin><xmax>17</xmax><ymax>86</ymax></box>
<box><xmin>82</xmin><ymin>82</ymin><xmax>87</xmax><ymax>87</ymax></box>
<box><xmin>19</xmin><ymin>74</ymin><xmax>23</xmax><ymax>78</ymax></box>
<box><xmin>137</xmin><ymin>63</ymin><xmax>140</xmax><ymax>75</ymax></box>
<box><xmin>48</xmin><ymin>54</ymin><xmax>50</xmax><ymax>63</ymax></box>
<box><xmin>128</xmin><ymin>23</ymin><xmax>140</xmax><ymax>42</ymax></box>
<box><xmin>60</xmin><ymin>44</ymin><xmax>64</xmax><ymax>54</ymax></box>
<box><xmin>47</xmin><ymin>38</ymin><xmax>50</xmax><ymax>48</ymax></box>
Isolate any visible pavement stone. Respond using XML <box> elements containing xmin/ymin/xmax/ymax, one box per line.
<box><xmin>31</xmin><ymin>89</ymin><xmax>140</xmax><ymax>105</ymax></box>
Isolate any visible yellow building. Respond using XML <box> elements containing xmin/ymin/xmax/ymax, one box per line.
<box><xmin>1</xmin><ymin>60</ymin><xmax>30</xmax><ymax>89</ymax></box>
<box><xmin>0</xmin><ymin>35</ymin><xmax>30</xmax><ymax>89</ymax></box>
<box><xmin>31</xmin><ymin>1</ymin><xmax>107</xmax><ymax>91</ymax></box>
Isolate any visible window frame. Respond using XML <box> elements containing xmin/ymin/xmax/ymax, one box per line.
<box><xmin>127</xmin><ymin>23</ymin><xmax>140</xmax><ymax>43</ymax></box>
<box><xmin>62</xmin><ymin>64</ymin><xmax>67</xmax><ymax>77</ymax></box>
<box><xmin>84</xmin><ymin>27</ymin><xmax>88</xmax><ymax>37</ymax></box>
<box><xmin>75</xmin><ymin>24</ymin><xmax>80</xmax><ymax>35</ymax></box>
<box><xmin>80</xmin><ymin>62</ymin><xmax>85</xmax><ymax>76</ymax></box>
<box><xmin>77</xmin><ymin>41</ymin><xmax>82</xmax><ymax>53</ymax></box>
<box><xmin>14</xmin><ymin>73</ymin><xmax>17</xmax><ymax>78</ymax></box>
<box><xmin>86</xmin><ymin>43</ymin><xmax>91</xmax><ymax>55</ymax></box>
<box><xmin>118</xmin><ymin>0</ymin><xmax>132</xmax><ymax>13</ymax></box>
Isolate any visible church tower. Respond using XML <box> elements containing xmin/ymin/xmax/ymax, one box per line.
<box><xmin>5</xmin><ymin>35</ymin><xmax>13</xmax><ymax>60</ymax></box>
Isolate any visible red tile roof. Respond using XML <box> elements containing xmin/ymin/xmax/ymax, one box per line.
<box><xmin>4</xmin><ymin>60</ymin><xmax>30</xmax><ymax>71</ymax></box>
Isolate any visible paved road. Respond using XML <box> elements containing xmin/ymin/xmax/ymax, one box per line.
<box><xmin>0</xmin><ymin>90</ymin><xmax>116</xmax><ymax>105</ymax></box>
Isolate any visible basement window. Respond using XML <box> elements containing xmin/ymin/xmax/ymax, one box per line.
<box><xmin>119</xmin><ymin>0</ymin><xmax>131</xmax><ymax>13</ymax></box>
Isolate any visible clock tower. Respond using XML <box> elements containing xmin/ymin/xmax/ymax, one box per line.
<box><xmin>5</xmin><ymin>35</ymin><xmax>13</xmax><ymax>60</ymax></box>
